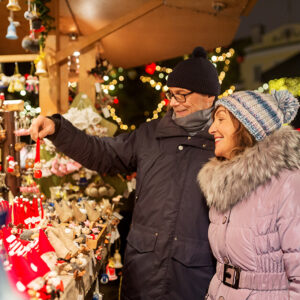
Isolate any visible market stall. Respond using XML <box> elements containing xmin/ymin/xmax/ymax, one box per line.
<box><xmin>0</xmin><ymin>1</ymin><xmax>259</xmax><ymax>299</ymax></box>
<box><xmin>0</xmin><ymin>93</ymin><xmax>133</xmax><ymax>299</ymax></box>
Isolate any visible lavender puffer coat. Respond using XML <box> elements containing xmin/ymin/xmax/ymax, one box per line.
<box><xmin>198</xmin><ymin>126</ymin><xmax>300</xmax><ymax>300</ymax></box>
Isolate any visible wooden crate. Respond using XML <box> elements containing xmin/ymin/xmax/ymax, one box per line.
<box><xmin>86</xmin><ymin>224</ymin><xmax>107</xmax><ymax>250</ymax></box>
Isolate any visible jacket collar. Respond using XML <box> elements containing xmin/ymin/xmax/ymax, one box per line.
<box><xmin>155</xmin><ymin>109</ymin><xmax>213</xmax><ymax>141</ymax></box>
<box><xmin>197</xmin><ymin>126</ymin><xmax>300</xmax><ymax>212</ymax></box>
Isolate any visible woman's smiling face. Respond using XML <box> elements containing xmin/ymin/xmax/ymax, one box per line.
<box><xmin>209</xmin><ymin>106</ymin><xmax>239</xmax><ymax>159</ymax></box>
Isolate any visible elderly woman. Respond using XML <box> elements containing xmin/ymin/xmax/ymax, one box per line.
<box><xmin>198</xmin><ymin>90</ymin><xmax>300</xmax><ymax>300</ymax></box>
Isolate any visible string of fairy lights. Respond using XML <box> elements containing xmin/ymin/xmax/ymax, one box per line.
<box><xmin>101</xmin><ymin>47</ymin><xmax>237</xmax><ymax>130</ymax></box>
<box><xmin>101</xmin><ymin>67</ymin><xmax>126</xmax><ymax>94</ymax></box>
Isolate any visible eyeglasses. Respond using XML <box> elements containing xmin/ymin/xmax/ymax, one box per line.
<box><xmin>165</xmin><ymin>90</ymin><xmax>194</xmax><ymax>103</ymax></box>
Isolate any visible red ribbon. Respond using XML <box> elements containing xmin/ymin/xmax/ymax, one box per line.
<box><xmin>35</xmin><ymin>138</ymin><xmax>40</xmax><ymax>163</ymax></box>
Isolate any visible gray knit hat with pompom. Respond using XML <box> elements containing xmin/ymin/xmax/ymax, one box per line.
<box><xmin>216</xmin><ymin>90</ymin><xmax>299</xmax><ymax>141</ymax></box>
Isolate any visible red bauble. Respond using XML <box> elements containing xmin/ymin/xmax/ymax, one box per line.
<box><xmin>34</xmin><ymin>170</ymin><xmax>42</xmax><ymax>179</ymax></box>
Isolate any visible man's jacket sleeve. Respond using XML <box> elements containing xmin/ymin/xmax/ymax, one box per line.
<box><xmin>47</xmin><ymin>114</ymin><xmax>138</xmax><ymax>175</ymax></box>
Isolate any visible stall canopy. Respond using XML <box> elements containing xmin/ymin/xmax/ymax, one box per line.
<box><xmin>0</xmin><ymin>0</ymin><xmax>257</xmax><ymax>68</ymax></box>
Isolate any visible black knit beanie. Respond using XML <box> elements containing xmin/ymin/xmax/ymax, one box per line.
<box><xmin>167</xmin><ymin>47</ymin><xmax>220</xmax><ymax>96</ymax></box>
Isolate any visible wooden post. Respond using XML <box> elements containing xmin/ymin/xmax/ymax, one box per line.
<box><xmin>60</xmin><ymin>63</ymin><xmax>69</xmax><ymax>113</ymax></box>
<box><xmin>39</xmin><ymin>35</ymin><xmax>72</xmax><ymax>115</ymax></box>
<box><xmin>39</xmin><ymin>0</ymin><xmax>71</xmax><ymax>115</ymax></box>
<box><xmin>39</xmin><ymin>35</ymin><xmax>59</xmax><ymax>115</ymax></box>
<box><xmin>78</xmin><ymin>46</ymin><xmax>97</xmax><ymax>104</ymax></box>
<box><xmin>59</xmin><ymin>36</ymin><xmax>69</xmax><ymax>114</ymax></box>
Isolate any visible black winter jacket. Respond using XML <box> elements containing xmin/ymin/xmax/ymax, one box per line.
<box><xmin>48</xmin><ymin>110</ymin><xmax>216</xmax><ymax>300</ymax></box>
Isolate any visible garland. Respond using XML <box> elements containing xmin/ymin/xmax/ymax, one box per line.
<box><xmin>32</xmin><ymin>0</ymin><xmax>55</xmax><ymax>48</ymax></box>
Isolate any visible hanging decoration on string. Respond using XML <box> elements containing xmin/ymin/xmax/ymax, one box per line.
<box><xmin>22</xmin><ymin>2</ymin><xmax>40</xmax><ymax>53</ymax></box>
<box><xmin>31</xmin><ymin>0</ymin><xmax>55</xmax><ymax>49</ymax></box>
<box><xmin>25</xmin><ymin>62</ymin><xmax>39</xmax><ymax>94</ymax></box>
<box><xmin>6</xmin><ymin>0</ymin><xmax>21</xmax><ymax>12</ymax></box>
<box><xmin>33</xmin><ymin>138</ymin><xmax>42</xmax><ymax>179</ymax></box>
<box><xmin>35</xmin><ymin>46</ymin><xmax>48</xmax><ymax>77</ymax></box>
<box><xmin>6</xmin><ymin>11</ymin><xmax>20</xmax><ymax>40</ymax></box>
<box><xmin>8</xmin><ymin>63</ymin><xmax>25</xmax><ymax>93</ymax></box>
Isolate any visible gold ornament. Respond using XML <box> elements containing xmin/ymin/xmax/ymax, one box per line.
<box><xmin>6</xmin><ymin>0</ymin><xmax>21</xmax><ymax>11</ymax></box>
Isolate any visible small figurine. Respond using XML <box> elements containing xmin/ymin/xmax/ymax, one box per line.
<box><xmin>106</xmin><ymin>257</ymin><xmax>117</xmax><ymax>281</ymax></box>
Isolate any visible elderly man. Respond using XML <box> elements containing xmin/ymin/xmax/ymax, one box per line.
<box><xmin>30</xmin><ymin>46</ymin><xmax>220</xmax><ymax>300</ymax></box>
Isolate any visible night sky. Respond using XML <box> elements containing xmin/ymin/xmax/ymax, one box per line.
<box><xmin>235</xmin><ymin>0</ymin><xmax>300</xmax><ymax>39</ymax></box>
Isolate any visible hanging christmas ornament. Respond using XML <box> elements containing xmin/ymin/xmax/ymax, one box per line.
<box><xmin>13</xmin><ymin>63</ymin><xmax>25</xmax><ymax>92</ymax></box>
<box><xmin>24</xmin><ymin>10</ymin><xmax>34</xmax><ymax>21</ymax></box>
<box><xmin>92</xmin><ymin>277</ymin><xmax>104</xmax><ymax>300</ymax></box>
<box><xmin>33</xmin><ymin>138</ymin><xmax>42</xmax><ymax>179</ymax></box>
<box><xmin>22</xmin><ymin>23</ymin><xmax>39</xmax><ymax>53</ymax></box>
<box><xmin>6</xmin><ymin>11</ymin><xmax>19</xmax><ymax>40</ymax></box>
<box><xmin>24</xmin><ymin>0</ymin><xmax>34</xmax><ymax>20</ymax></box>
<box><xmin>113</xmin><ymin>249</ymin><xmax>123</xmax><ymax>268</ymax></box>
<box><xmin>7</xmin><ymin>63</ymin><xmax>25</xmax><ymax>94</ymax></box>
<box><xmin>6</xmin><ymin>0</ymin><xmax>21</xmax><ymax>11</ymax></box>
<box><xmin>35</xmin><ymin>47</ymin><xmax>47</xmax><ymax>77</ymax></box>
<box><xmin>7</xmin><ymin>79</ymin><xmax>15</xmax><ymax>93</ymax></box>
<box><xmin>6</xmin><ymin>21</ymin><xmax>18</xmax><ymax>40</ymax></box>
<box><xmin>26</xmin><ymin>62</ymin><xmax>39</xmax><ymax>93</ymax></box>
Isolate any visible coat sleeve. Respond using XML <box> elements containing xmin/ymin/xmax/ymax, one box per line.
<box><xmin>277</xmin><ymin>171</ymin><xmax>300</xmax><ymax>299</ymax></box>
<box><xmin>47</xmin><ymin>114</ymin><xmax>138</xmax><ymax>174</ymax></box>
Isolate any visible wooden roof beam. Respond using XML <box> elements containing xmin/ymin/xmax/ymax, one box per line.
<box><xmin>50</xmin><ymin>0</ymin><xmax>164</xmax><ymax>67</ymax></box>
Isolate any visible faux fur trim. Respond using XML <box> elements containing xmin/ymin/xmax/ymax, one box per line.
<box><xmin>198</xmin><ymin>126</ymin><xmax>300</xmax><ymax>212</ymax></box>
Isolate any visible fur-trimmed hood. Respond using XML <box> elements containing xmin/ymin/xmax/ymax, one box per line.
<box><xmin>198</xmin><ymin>126</ymin><xmax>300</xmax><ymax>212</ymax></box>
